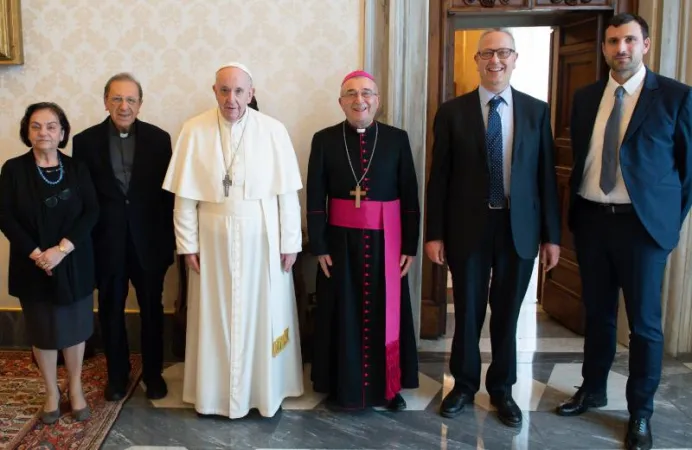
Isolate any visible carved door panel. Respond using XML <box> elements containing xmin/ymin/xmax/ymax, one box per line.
<box><xmin>541</xmin><ymin>15</ymin><xmax>607</xmax><ymax>334</ymax></box>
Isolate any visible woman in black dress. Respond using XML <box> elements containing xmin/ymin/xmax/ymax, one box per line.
<box><xmin>0</xmin><ymin>102</ymin><xmax>99</xmax><ymax>424</ymax></box>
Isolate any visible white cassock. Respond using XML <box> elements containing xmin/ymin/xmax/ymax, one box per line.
<box><xmin>162</xmin><ymin>106</ymin><xmax>304</xmax><ymax>418</ymax></box>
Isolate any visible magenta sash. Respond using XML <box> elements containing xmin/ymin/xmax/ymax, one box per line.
<box><xmin>328</xmin><ymin>198</ymin><xmax>402</xmax><ymax>399</ymax></box>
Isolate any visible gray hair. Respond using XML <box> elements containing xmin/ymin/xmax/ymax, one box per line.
<box><xmin>477</xmin><ymin>28</ymin><xmax>516</xmax><ymax>51</ymax></box>
<box><xmin>103</xmin><ymin>72</ymin><xmax>143</xmax><ymax>101</ymax></box>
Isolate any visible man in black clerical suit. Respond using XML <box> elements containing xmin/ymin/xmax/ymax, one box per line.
<box><xmin>72</xmin><ymin>73</ymin><xmax>174</xmax><ymax>401</ymax></box>
<box><xmin>307</xmin><ymin>70</ymin><xmax>420</xmax><ymax>411</ymax></box>
<box><xmin>426</xmin><ymin>28</ymin><xmax>561</xmax><ymax>427</ymax></box>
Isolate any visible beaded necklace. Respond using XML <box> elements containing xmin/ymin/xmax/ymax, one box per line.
<box><xmin>36</xmin><ymin>154</ymin><xmax>64</xmax><ymax>185</ymax></box>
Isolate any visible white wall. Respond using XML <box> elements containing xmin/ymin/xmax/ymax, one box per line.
<box><xmin>0</xmin><ymin>0</ymin><xmax>364</xmax><ymax>310</ymax></box>
<box><xmin>509</xmin><ymin>27</ymin><xmax>553</xmax><ymax>103</ymax></box>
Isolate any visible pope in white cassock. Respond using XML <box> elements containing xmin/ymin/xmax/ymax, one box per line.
<box><xmin>162</xmin><ymin>62</ymin><xmax>304</xmax><ymax>418</ymax></box>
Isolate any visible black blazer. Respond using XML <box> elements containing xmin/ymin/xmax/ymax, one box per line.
<box><xmin>0</xmin><ymin>151</ymin><xmax>98</xmax><ymax>304</ymax></box>
<box><xmin>569</xmin><ymin>69</ymin><xmax>692</xmax><ymax>250</ymax></box>
<box><xmin>72</xmin><ymin>118</ymin><xmax>174</xmax><ymax>281</ymax></box>
<box><xmin>426</xmin><ymin>88</ymin><xmax>561</xmax><ymax>260</ymax></box>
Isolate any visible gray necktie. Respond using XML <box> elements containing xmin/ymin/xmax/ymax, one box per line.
<box><xmin>600</xmin><ymin>86</ymin><xmax>625</xmax><ymax>195</ymax></box>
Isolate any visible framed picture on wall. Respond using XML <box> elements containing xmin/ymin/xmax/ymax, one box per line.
<box><xmin>0</xmin><ymin>0</ymin><xmax>23</xmax><ymax>65</ymax></box>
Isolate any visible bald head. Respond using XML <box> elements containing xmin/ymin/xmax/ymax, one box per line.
<box><xmin>477</xmin><ymin>28</ymin><xmax>516</xmax><ymax>52</ymax></box>
<box><xmin>213</xmin><ymin>67</ymin><xmax>255</xmax><ymax>123</ymax></box>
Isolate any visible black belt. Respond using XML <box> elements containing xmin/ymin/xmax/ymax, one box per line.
<box><xmin>579</xmin><ymin>197</ymin><xmax>634</xmax><ymax>214</ymax></box>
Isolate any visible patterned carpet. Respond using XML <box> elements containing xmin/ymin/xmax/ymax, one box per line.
<box><xmin>0</xmin><ymin>350</ymin><xmax>141</xmax><ymax>450</ymax></box>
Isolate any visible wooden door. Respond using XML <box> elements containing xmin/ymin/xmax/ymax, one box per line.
<box><xmin>540</xmin><ymin>15</ymin><xmax>607</xmax><ymax>334</ymax></box>
<box><xmin>540</xmin><ymin>0</ymin><xmax>639</xmax><ymax>332</ymax></box>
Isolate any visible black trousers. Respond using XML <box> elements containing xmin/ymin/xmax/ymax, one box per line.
<box><xmin>447</xmin><ymin>209</ymin><xmax>534</xmax><ymax>396</ymax></box>
<box><xmin>97</xmin><ymin>231</ymin><xmax>166</xmax><ymax>386</ymax></box>
<box><xmin>573</xmin><ymin>197</ymin><xmax>668</xmax><ymax>419</ymax></box>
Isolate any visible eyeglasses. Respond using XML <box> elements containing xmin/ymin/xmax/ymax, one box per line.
<box><xmin>340</xmin><ymin>90</ymin><xmax>378</xmax><ymax>100</ymax></box>
<box><xmin>43</xmin><ymin>188</ymin><xmax>71</xmax><ymax>208</ymax></box>
<box><xmin>477</xmin><ymin>48</ymin><xmax>516</xmax><ymax>60</ymax></box>
<box><xmin>108</xmin><ymin>97</ymin><xmax>140</xmax><ymax>106</ymax></box>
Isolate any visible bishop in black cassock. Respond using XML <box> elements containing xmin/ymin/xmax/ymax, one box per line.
<box><xmin>307</xmin><ymin>70</ymin><xmax>420</xmax><ymax>410</ymax></box>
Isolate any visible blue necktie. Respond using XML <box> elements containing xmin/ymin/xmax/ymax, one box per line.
<box><xmin>600</xmin><ymin>86</ymin><xmax>625</xmax><ymax>195</ymax></box>
<box><xmin>487</xmin><ymin>96</ymin><xmax>505</xmax><ymax>207</ymax></box>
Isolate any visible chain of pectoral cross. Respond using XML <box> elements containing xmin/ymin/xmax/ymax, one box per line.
<box><xmin>342</xmin><ymin>121</ymin><xmax>378</xmax><ymax>208</ymax></box>
<box><xmin>217</xmin><ymin>109</ymin><xmax>248</xmax><ymax>197</ymax></box>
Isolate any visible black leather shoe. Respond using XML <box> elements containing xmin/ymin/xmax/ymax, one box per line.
<box><xmin>490</xmin><ymin>394</ymin><xmax>523</xmax><ymax>428</ymax></box>
<box><xmin>104</xmin><ymin>382</ymin><xmax>127</xmax><ymax>401</ymax></box>
<box><xmin>144</xmin><ymin>375</ymin><xmax>168</xmax><ymax>400</ymax></box>
<box><xmin>386</xmin><ymin>393</ymin><xmax>407</xmax><ymax>411</ymax></box>
<box><xmin>440</xmin><ymin>389</ymin><xmax>474</xmax><ymax>418</ymax></box>
<box><xmin>555</xmin><ymin>387</ymin><xmax>607</xmax><ymax>416</ymax></box>
<box><xmin>625</xmin><ymin>417</ymin><xmax>652</xmax><ymax>450</ymax></box>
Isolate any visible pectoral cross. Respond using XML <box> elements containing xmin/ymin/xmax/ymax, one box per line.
<box><xmin>222</xmin><ymin>173</ymin><xmax>232</xmax><ymax>197</ymax></box>
<box><xmin>350</xmin><ymin>184</ymin><xmax>365</xmax><ymax>208</ymax></box>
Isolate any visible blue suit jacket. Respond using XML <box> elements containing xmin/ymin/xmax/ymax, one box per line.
<box><xmin>569</xmin><ymin>69</ymin><xmax>692</xmax><ymax>250</ymax></box>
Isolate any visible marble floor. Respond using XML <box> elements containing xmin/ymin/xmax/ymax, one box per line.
<box><xmin>101</xmin><ymin>302</ymin><xmax>692</xmax><ymax>450</ymax></box>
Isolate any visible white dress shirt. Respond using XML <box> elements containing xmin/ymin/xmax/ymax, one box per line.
<box><xmin>479</xmin><ymin>85</ymin><xmax>514</xmax><ymax>196</ymax></box>
<box><xmin>579</xmin><ymin>64</ymin><xmax>647</xmax><ymax>204</ymax></box>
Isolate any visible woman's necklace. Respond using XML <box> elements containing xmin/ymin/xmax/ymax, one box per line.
<box><xmin>36</xmin><ymin>154</ymin><xmax>64</xmax><ymax>185</ymax></box>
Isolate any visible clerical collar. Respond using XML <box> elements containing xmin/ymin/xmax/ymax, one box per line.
<box><xmin>345</xmin><ymin>120</ymin><xmax>376</xmax><ymax>135</ymax></box>
<box><xmin>109</xmin><ymin>119</ymin><xmax>135</xmax><ymax>139</ymax></box>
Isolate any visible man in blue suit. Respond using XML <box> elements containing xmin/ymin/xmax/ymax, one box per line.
<box><xmin>556</xmin><ymin>13</ymin><xmax>692</xmax><ymax>450</ymax></box>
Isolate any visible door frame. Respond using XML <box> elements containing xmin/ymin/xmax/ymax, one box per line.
<box><xmin>420</xmin><ymin>0</ymin><xmax>638</xmax><ymax>340</ymax></box>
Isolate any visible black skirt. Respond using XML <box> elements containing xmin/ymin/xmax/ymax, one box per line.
<box><xmin>19</xmin><ymin>293</ymin><xmax>94</xmax><ymax>350</ymax></box>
